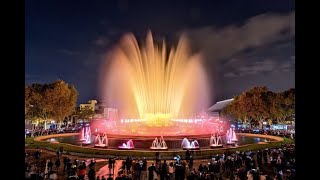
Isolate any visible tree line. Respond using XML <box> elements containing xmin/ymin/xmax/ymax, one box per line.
<box><xmin>25</xmin><ymin>80</ymin><xmax>95</xmax><ymax>128</ymax></box>
<box><xmin>221</xmin><ymin>86</ymin><xmax>295</xmax><ymax>128</ymax></box>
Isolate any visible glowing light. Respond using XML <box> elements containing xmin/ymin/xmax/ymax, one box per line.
<box><xmin>101</xmin><ymin>31</ymin><xmax>210</xmax><ymax>126</ymax></box>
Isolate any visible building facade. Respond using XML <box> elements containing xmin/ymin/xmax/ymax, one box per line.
<box><xmin>79</xmin><ymin>100</ymin><xmax>97</xmax><ymax>111</ymax></box>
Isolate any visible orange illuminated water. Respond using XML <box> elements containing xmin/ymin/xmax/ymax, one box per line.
<box><xmin>100</xmin><ymin>31</ymin><xmax>210</xmax><ymax>128</ymax></box>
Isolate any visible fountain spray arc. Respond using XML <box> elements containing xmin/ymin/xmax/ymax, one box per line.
<box><xmin>118</xmin><ymin>139</ymin><xmax>134</xmax><ymax>149</ymax></box>
<box><xmin>81</xmin><ymin>126</ymin><xmax>92</xmax><ymax>145</ymax></box>
<box><xmin>150</xmin><ymin>136</ymin><xmax>168</xmax><ymax>150</ymax></box>
<box><xmin>101</xmin><ymin>31</ymin><xmax>210</xmax><ymax>127</ymax></box>
<box><xmin>181</xmin><ymin>138</ymin><xmax>200</xmax><ymax>150</ymax></box>
<box><xmin>210</xmin><ymin>134</ymin><xmax>223</xmax><ymax>148</ymax></box>
<box><xmin>226</xmin><ymin>127</ymin><xmax>237</xmax><ymax>145</ymax></box>
<box><xmin>94</xmin><ymin>133</ymin><xmax>108</xmax><ymax>147</ymax></box>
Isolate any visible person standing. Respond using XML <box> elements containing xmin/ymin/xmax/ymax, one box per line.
<box><xmin>148</xmin><ymin>163</ymin><xmax>157</xmax><ymax>180</ymax></box>
<box><xmin>78</xmin><ymin>164</ymin><xmax>86</xmax><ymax>180</ymax></box>
<box><xmin>55</xmin><ymin>158</ymin><xmax>60</xmax><ymax>172</ymax></box>
<box><xmin>56</xmin><ymin>149</ymin><xmax>60</xmax><ymax>159</ymax></box>
<box><xmin>88</xmin><ymin>166</ymin><xmax>96</xmax><ymax>180</ymax></box>
<box><xmin>141</xmin><ymin>159</ymin><xmax>147</xmax><ymax>180</ymax></box>
<box><xmin>160</xmin><ymin>160</ymin><xmax>168</xmax><ymax>180</ymax></box>
<box><xmin>63</xmin><ymin>157</ymin><xmax>68</xmax><ymax>172</ymax></box>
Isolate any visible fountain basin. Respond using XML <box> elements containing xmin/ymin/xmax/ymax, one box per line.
<box><xmin>118</xmin><ymin>146</ymin><xmax>134</xmax><ymax>150</ymax></box>
<box><xmin>150</xmin><ymin>147</ymin><xmax>168</xmax><ymax>150</ymax></box>
<box><xmin>94</xmin><ymin>144</ymin><xmax>108</xmax><ymax>148</ymax></box>
<box><xmin>210</xmin><ymin>144</ymin><xmax>223</xmax><ymax>148</ymax></box>
<box><xmin>118</xmin><ymin>140</ymin><xmax>134</xmax><ymax>150</ymax></box>
<box><xmin>82</xmin><ymin>142</ymin><xmax>92</xmax><ymax>146</ymax></box>
<box><xmin>226</xmin><ymin>142</ymin><xmax>235</xmax><ymax>145</ymax></box>
<box><xmin>182</xmin><ymin>146</ymin><xmax>200</xmax><ymax>150</ymax></box>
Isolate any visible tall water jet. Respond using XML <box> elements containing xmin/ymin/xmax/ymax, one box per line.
<box><xmin>82</xmin><ymin>126</ymin><xmax>92</xmax><ymax>145</ymax></box>
<box><xmin>100</xmin><ymin>31</ymin><xmax>210</xmax><ymax>127</ymax></box>
<box><xmin>231</xmin><ymin>128</ymin><xmax>238</xmax><ymax>142</ymax></box>
<box><xmin>80</xmin><ymin>128</ymin><xmax>86</xmax><ymax>141</ymax></box>
<box><xmin>226</xmin><ymin>127</ymin><xmax>236</xmax><ymax>145</ymax></box>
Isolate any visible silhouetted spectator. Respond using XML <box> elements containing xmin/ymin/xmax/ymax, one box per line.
<box><xmin>148</xmin><ymin>163</ymin><xmax>157</xmax><ymax>180</ymax></box>
<box><xmin>88</xmin><ymin>167</ymin><xmax>96</xmax><ymax>180</ymax></box>
<box><xmin>55</xmin><ymin>158</ymin><xmax>60</xmax><ymax>171</ymax></box>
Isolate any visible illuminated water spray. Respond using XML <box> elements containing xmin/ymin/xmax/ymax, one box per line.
<box><xmin>100</xmin><ymin>31</ymin><xmax>210</xmax><ymax>126</ymax></box>
<box><xmin>181</xmin><ymin>138</ymin><xmax>200</xmax><ymax>149</ymax></box>
<box><xmin>81</xmin><ymin>126</ymin><xmax>92</xmax><ymax>145</ymax></box>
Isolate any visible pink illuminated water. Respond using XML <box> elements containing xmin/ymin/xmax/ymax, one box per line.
<box><xmin>90</xmin><ymin>118</ymin><xmax>228</xmax><ymax>137</ymax></box>
<box><xmin>118</xmin><ymin>139</ymin><xmax>134</xmax><ymax>149</ymax></box>
<box><xmin>226</xmin><ymin>127</ymin><xmax>237</xmax><ymax>144</ymax></box>
<box><xmin>80</xmin><ymin>126</ymin><xmax>92</xmax><ymax>144</ymax></box>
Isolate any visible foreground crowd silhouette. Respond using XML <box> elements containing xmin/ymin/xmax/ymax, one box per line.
<box><xmin>25</xmin><ymin>142</ymin><xmax>294</xmax><ymax>180</ymax></box>
<box><xmin>114</xmin><ymin>144</ymin><xmax>295</xmax><ymax>180</ymax></box>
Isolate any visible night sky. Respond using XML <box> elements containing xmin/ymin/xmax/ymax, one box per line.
<box><xmin>25</xmin><ymin>0</ymin><xmax>295</xmax><ymax>106</ymax></box>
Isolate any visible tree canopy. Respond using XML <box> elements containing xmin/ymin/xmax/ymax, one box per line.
<box><xmin>25</xmin><ymin>80</ymin><xmax>78</xmax><ymax>124</ymax></box>
<box><xmin>222</xmin><ymin>86</ymin><xmax>295</xmax><ymax>127</ymax></box>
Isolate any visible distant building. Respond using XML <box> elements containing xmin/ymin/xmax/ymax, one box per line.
<box><xmin>207</xmin><ymin>98</ymin><xmax>234</xmax><ymax>119</ymax></box>
<box><xmin>104</xmin><ymin>108</ymin><xmax>119</xmax><ymax>120</ymax></box>
<box><xmin>80</xmin><ymin>100</ymin><xmax>97</xmax><ymax>111</ymax></box>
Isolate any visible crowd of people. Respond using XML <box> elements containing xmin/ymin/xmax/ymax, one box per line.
<box><xmin>25</xmin><ymin>124</ymin><xmax>83</xmax><ymax>137</ymax></box>
<box><xmin>113</xmin><ymin>144</ymin><xmax>295</xmax><ymax>180</ymax></box>
<box><xmin>25</xmin><ymin>147</ymin><xmax>100</xmax><ymax>180</ymax></box>
<box><xmin>235</xmin><ymin>128</ymin><xmax>295</xmax><ymax>140</ymax></box>
<box><xmin>25</xmin><ymin>142</ymin><xmax>295</xmax><ymax>180</ymax></box>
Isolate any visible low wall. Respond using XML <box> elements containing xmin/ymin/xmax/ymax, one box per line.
<box><xmin>34</xmin><ymin>133</ymin><xmax>79</xmax><ymax>141</ymax></box>
<box><xmin>30</xmin><ymin>133</ymin><xmax>287</xmax><ymax>159</ymax></box>
<box><xmin>237</xmin><ymin>133</ymin><xmax>284</xmax><ymax>141</ymax></box>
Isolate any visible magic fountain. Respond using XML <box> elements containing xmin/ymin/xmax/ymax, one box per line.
<box><xmin>97</xmin><ymin>31</ymin><xmax>227</xmax><ymax>137</ymax></box>
<box><xmin>37</xmin><ymin>31</ymin><xmax>281</xmax><ymax>152</ymax></box>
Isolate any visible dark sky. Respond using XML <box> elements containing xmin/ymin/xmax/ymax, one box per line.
<box><xmin>25</xmin><ymin>0</ymin><xmax>295</xmax><ymax>106</ymax></box>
